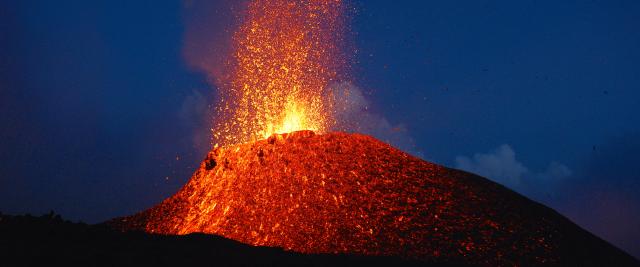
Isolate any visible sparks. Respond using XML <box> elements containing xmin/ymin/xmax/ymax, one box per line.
<box><xmin>213</xmin><ymin>0</ymin><xmax>348</xmax><ymax>145</ymax></box>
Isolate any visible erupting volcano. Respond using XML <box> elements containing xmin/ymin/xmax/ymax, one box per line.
<box><xmin>212</xmin><ymin>0</ymin><xmax>349</xmax><ymax>145</ymax></box>
<box><xmin>107</xmin><ymin>0</ymin><xmax>638</xmax><ymax>266</ymax></box>
<box><xmin>111</xmin><ymin>131</ymin><xmax>635</xmax><ymax>266</ymax></box>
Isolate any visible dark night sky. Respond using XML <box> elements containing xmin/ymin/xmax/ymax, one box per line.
<box><xmin>1</xmin><ymin>0</ymin><xmax>639</xmax><ymax>258</ymax></box>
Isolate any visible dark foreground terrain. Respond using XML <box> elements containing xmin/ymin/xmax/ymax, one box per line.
<box><xmin>1</xmin><ymin>212</ymin><xmax>639</xmax><ymax>267</ymax></box>
<box><xmin>0</xmin><ymin>212</ymin><xmax>432</xmax><ymax>267</ymax></box>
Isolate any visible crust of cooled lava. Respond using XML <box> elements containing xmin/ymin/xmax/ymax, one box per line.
<box><xmin>108</xmin><ymin>131</ymin><xmax>639</xmax><ymax>266</ymax></box>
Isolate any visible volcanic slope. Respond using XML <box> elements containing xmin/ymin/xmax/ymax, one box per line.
<box><xmin>109</xmin><ymin>131</ymin><xmax>638</xmax><ymax>266</ymax></box>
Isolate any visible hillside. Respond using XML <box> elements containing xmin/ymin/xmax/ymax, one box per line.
<box><xmin>108</xmin><ymin>131</ymin><xmax>639</xmax><ymax>266</ymax></box>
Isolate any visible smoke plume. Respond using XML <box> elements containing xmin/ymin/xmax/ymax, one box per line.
<box><xmin>328</xmin><ymin>82</ymin><xmax>423</xmax><ymax>158</ymax></box>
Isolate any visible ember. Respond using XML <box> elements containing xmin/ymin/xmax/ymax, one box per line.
<box><xmin>212</xmin><ymin>0</ymin><xmax>349</xmax><ymax>145</ymax></box>
<box><xmin>106</xmin><ymin>1</ymin><xmax>640</xmax><ymax>266</ymax></box>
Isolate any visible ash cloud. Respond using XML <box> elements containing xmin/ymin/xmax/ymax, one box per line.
<box><xmin>327</xmin><ymin>82</ymin><xmax>423</xmax><ymax>158</ymax></box>
<box><xmin>182</xmin><ymin>0</ymin><xmax>243</xmax><ymax>85</ymax></box>
<box><xmin>179</xmin><ymin>0</ymin><xmax>239</xmax><ymax>151</ymax></box>
<box><xmin>178</xmin><ymin>89</ymin><xmax>214</xmax><ymax>157</ymax></box>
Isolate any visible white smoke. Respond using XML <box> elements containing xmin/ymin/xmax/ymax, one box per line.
<box><xmin>455</xmin><ymin>144</ymin><xmax>572</xmax><ymax>190</ymax></box>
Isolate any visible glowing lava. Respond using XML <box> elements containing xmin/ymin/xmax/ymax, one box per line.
<box><xmin>110</xmin><ymin>131</ymin><xmax>571</xmax><ymax>266</ymax></box>
<box><xmin>105</xmin><ymin>1</ymin><xmax>640</xmax><ymax>266</ymax></box>
<box><xmin>213</xmin><ymin>0</ymin><xmax>349</xmax><ymax>145</ymax></box>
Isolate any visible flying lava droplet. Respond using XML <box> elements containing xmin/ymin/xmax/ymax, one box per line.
<box><xmin>212</xmin><ymin>0</ymin><xmax>350</xmax><ymax>145</ymax></box>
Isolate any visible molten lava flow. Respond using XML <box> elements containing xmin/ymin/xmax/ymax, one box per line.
<box><xmin>213</xmin><ymin>0</ymin><xmax>349</xmax><ymax>145</ymax></box>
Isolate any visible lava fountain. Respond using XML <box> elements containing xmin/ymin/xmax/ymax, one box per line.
<box><xmin>213</xmin><ymin>0</ymin><xmax>349</xmax><ymax>145</ymax></box>
<box><xmin>106</xmin><ymin>1</ymin><xmax>640</xmax><ymax>265</ymax></box>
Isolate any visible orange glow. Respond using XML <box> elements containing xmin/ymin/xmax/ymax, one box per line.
<box><xmin>213</xmin><ymin>0</ymin><xmax>348</xmax><ymax>145</ymax></box>
<box><xmin>106</xmin><ymin>2</ymin><xmax>610</xmax><ymax>265</ymax></box>
<box><xmin>111</xmin><ymin>131</ymin><xmax>559</xmax><ymax>265</ymax></box>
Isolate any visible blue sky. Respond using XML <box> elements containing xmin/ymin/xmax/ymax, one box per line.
<box><xmin>1</xmin><ymin>0</ymin><xmax>638</xmax><ymax>258</ymax></box>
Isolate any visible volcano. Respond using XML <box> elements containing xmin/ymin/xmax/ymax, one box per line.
<box><xmin>109</xmin><ymin>131</ymin><xmax>637</xmax><ymax>266</ymax></box>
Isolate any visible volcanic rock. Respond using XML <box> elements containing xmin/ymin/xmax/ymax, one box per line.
<box><xmin>108</xmin><ymin>131</ymin><xmax>639</xmax><ymax>266</ymax></box>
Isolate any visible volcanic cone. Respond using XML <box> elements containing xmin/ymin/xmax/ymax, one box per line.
<box><xmin>109</xmin><ymin>131</ymin><xmax>638</xmax><ymax>266</ymax></box>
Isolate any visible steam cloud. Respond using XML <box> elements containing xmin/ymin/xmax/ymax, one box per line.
<box><xmin>455</xmin><ymin>144</ymin><xmax>572</xmax><ymax>191</ymax></box>
<box><xmin>327</xmin><ymin>82</ymin><xmax>423</xmax><ymax>158</ymax></box>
